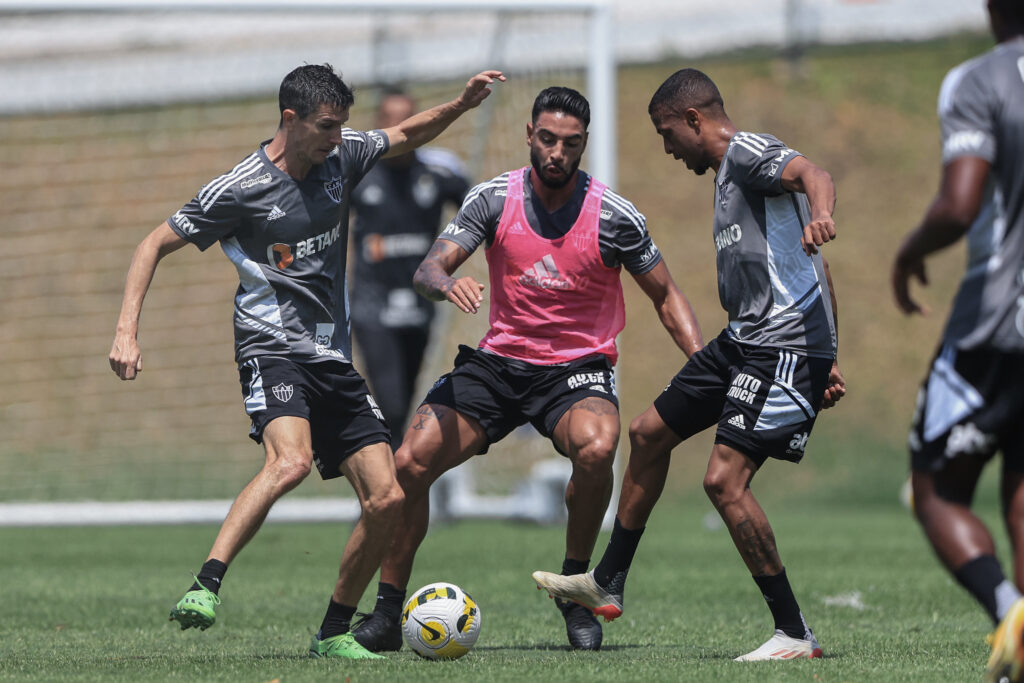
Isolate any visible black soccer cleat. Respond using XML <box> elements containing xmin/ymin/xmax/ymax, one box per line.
<box><xmin>556</xmin><ymin>598</ymin><xmax>603</xmax><ymax>650</ymax></box>
<box><xmin>350</xmin><ymin>610</ymin><xmax>403</xmax><ymax>652</ymax></box>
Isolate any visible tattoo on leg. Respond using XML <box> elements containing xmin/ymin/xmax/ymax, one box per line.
<box><xmin>569</xmin><ymin>397</ymin><xmax>619</xmax><ymax>417</ymax></box>
<box><xmin>411</xmin><ymin>404</ymin><xmax>447</xmax><ymax>431</ymax></box>
<box><xmin>734</xmin><ymin>518</ymin><xmax>779</xmax><ymax>575</ymax></box>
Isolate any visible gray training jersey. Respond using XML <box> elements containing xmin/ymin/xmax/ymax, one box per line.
<box><xmin>439</xmin><ymin>169</ymin><xmax>662</xmax><ymax>275</ymax></box>
<box><xmin>713</xmin><ymin>132</ymin><xmax>836</xmax><ymax>359</ymax></box>
<box><xmin>937</xmin><ymin>36</ymin><xmax>1024</xmax><ymax>352</ymax></box>
<box><xmin>168</xmin><ymin>129</ymin><xmax>390</xmax><ymax>364</ymax></box>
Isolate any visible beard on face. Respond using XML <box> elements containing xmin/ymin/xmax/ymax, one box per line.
<box><xmin>530</xmin><ymin>147</ymin><xmax>579</xmax><ymax>189</ymax></box>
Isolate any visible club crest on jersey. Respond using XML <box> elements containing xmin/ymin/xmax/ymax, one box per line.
<box><xmin>324</xmin><ymin>177</ymin><xmax>345</xmax><ymax>203</ymax></box>
<box><xmin>271</xmin><ymin>383</ymin><xmax>294</xmax><ymax>402</ymax></box>
<box><xmin>268</xmin><ymin>243</ymin><xmax>293</xmax><ymax>269</ymax></box>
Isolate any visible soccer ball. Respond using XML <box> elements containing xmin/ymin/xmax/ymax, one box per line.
<box><xmin>401</xmin><ymin>582</ymin><xmax>481</xmax><ymax>660</ymax></box>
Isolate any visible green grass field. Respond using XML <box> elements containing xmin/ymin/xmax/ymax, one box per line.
<box><xmin>0</xmin><ymin>481</ymin><xmax>1010</xmax><ymax>682</ymax></box>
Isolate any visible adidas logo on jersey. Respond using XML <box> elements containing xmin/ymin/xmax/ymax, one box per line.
<box><xmin>520</xmin><ymin>254</ymin><xmax>570</xmax><ymax>290</ymax></box>
<box><xmin>267</xmin><ymin>205</ymin><xmax>286</xmax><ymax>221</ymax></box>
<box><xmin>727</xmin><ymin>414</ymin><xmax>746</xmax><ymax>430</ymax></box>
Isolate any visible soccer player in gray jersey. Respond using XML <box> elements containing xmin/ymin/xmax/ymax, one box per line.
<box><xmin>351</xmin><ymin>86</ymin><xmax>704</xmax><ymax>653</ymax></box>
<box><xmin>892</xmin><ymin>2</ymin><xmax>1024</xmax><ymax>680</ymax></box>
<box><xmin>534</xmin><ymin>68</ymin><xmax>846</xmax><ymax>661</ymax></box>
<box><xmin>109</xmin><ymin>63</ymin><xmax>504</xmax><ymax>660</ymax></box>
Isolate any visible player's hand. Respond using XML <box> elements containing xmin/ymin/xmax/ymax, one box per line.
<box><xmin>109</xmin><ymin>333</ymin><xmax>143</xmax><ymax>380</ymax></box>
<box><xmin>820</xmin><ymin>360</ymin><xmax>846</xmax><ymax>410</ymax></box>
<box><xmin>455</xmin><ymin>70</ymin><xmax>506</xmax><ymax>111</ymax></box>
<box><xmin>891</xmin><ymin>252</ymin><xmax>930</xmax><ymax>315</ymax></box>
<box><xmin>443</xmin><ymin>276</ymin><xmax>485</xmax><ymax>314</ymax></box>
<box><xmin>800</xmin><ymin>215</ymin><xmax>836</xmax><ymax>256</ymax></box>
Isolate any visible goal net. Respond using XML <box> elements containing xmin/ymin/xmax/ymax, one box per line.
<box><xmin>0</xmin><ymin>0</ymin><xmax>616</xmax><ymax>525</ymax></box>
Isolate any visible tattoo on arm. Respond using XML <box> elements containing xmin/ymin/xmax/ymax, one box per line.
<box><xmin>414</xmin><ymin>241</ymin><xmax>467</xmax><ymax>301</ymax></box>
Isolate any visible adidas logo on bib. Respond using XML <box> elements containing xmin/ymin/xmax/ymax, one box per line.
<box><xmin>727</xmin><ymin>414</ymin><xmax>746</xmax><ymax>430</ymax></box>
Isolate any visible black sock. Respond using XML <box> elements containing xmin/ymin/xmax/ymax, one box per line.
<box><xmin>954</xmin><ymin>554</ymin><xmax>1007</xmax><ymax>625</ymax></box>
<box><xmin>318</xmin><ymin>599</ymin><xmax>357</xmax><ymax>640</ymax></box>
<box><xmin>753</xmin><ymin>568</ymin><xmax>808</xmax><ymax>640</ymax></box>
<box><xmin>593</xmin><ymin>517</ymin><xmax>644</xmax><ymax>589</ymax></box>
<box><xmin>562</xmin><ymin>557</ymin><xmax>589</xmax><ymax>576</ymax></box>
<box><xmin>190</xmin><ymin>559</ymin><xmax>227</xmax><ymax>595</ymax></box>
<box><xmin>373</xmin><ymin>582</ymin><xmax>406</xmax><ymax>622</ymax></box>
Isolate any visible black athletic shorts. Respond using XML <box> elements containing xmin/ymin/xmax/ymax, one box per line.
<box><xmin>909</xmin><ymin>344</ymin><xmax>1024</xmax><ymax>473</ymax></box>
<box><xmin>238</xmin><ymin>356</ymin><xmax>391</xmax><ymax>480</ymax></box>
<box><xmin>653</xmin><ymin>331</ymin><xmax>832</xmax><ymax>467</ymax></box>
<box><xmin>422</xmin><ymin>345</ymin><xmax>618</xmax><ymax>455</ymax></box>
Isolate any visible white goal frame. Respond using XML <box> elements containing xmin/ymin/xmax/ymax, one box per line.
<box><xmin>0</xmin><ymin>0</ymin><xmax>619</xmax><ymax>527</ymax></box>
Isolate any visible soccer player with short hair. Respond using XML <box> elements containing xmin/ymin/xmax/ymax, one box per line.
<box><xmin>534</xmin><ymin>68</ymin><xmax>845</xmax><ymax>662</ymax></box>
<box><xmin>350</xmin><ymin>86</ymin><xmax>704</xmax><ymax>652</ymax></box>
<box><xmin>891</xmin><ymin>1</ymin><xmax>1024</xmax><ymax>680</ymax></box>
<box><xmin>109</xmin><ymin>63</ymin><xmax>503</xmax><ymax>660</ymax></box>
<box><xmin>349</xmin><ymin>88</ymin><xmax>471</xmax><ymax>448</ymax></box>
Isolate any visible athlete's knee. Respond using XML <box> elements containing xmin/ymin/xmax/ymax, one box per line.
<box><xmin>265</xmin><ymin>451</ymin><xmax>313</xmax><ymax>491</ymax></box>
<box><xmin>362</xmin><ymin>480</ymin><xmax>405</xmax><ymax>524</ymax></box>
<box><xmin>702</xmin><ymin>465</ymin><xmax>745</xmax><ymax>508</ymax></box>
<box><xmin>628</xmin><ymin>409</ymin><xmax>673</xmax><ymax>452</ymax></box>
<box><xmin>569</xmin><ymin>431</ymin><xmax>617</xmax><ymax>477</ymax></box>
<box><xmin>394</xmin><ymin>444</ymin><xmax>435</xmax><ymax>498</ymax></box>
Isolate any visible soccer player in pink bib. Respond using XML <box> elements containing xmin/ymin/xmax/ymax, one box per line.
<box><xmin>351</xmin><ymin>87</ymin><xmax>704</xmax><ymax>652</ymax></box>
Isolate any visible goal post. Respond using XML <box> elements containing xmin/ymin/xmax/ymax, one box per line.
<box><xmin>0</xmin><ymin>0</ymin><xmax>620</xmax><ymax>526</ymax></box>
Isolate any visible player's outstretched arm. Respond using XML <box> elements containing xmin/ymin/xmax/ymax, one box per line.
<box><xmin>780</xmin><ymin>156</ymin><xmax>836</xmax><ymax>256</ymax></box>
<box><xmin>383</xmin><ymin>70</ymin><xmax>505</xmax><ymax>158</ymax></box>
<box><xmin>891</xmin><ymin>155</ymin><xmax>990</xmax><ymax>315</ymax></box>
<box><xmin>631</xmin><ymin>261</ymin><xmax>704</xmax><ymax>357</ymax></box>
<box><xmin>109</xmin><ymin>221</ymin><xmax>188</xmax><ymax>380</ymax></box>
<box><xmin>413</xmin><ymin>239</ymin><xmax>485</xmax><ymax>314</ymax></box>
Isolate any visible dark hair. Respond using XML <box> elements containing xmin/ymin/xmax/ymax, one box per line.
<box><xmin>648</xmin><ymin>68</ymin><xmax>725</xmax><ymax>119</ymax></box>
<box><xmin>278</xmin><ymin>63</ymin><xmax>354</xmax><ymax>125</ymax></box>
<box><xmin>532</xmin><ymin>86</ymin><xmax>590</xmax><ymax>130</ymax></box>
<box><xmin>991</xmin><ymin>0</ymin><xmax>1024</xmax><ymax>25</ymax></box>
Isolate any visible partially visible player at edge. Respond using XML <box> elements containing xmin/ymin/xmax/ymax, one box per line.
<box><xmin>891</xmin><ymin>2</ymin><xmax>1024</xmax><ymax>681</ymax></box>
<box><xmin>108</xmin><ymin>64</ymin><xmax>504</xmax><ymax>660</ymax></box>
<box><xmin>350</xmin><ymin>86</ymin><xmax>704</xmax><ymax>653</ymax></box>
<box><xmin>533</xmin><ymin>68</ymin><xmax>845</xmax><ymax>662</ymax></box>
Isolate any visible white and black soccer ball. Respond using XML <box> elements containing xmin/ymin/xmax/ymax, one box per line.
<box><xmin>401</xmin><ymin>582</ymin><xmax>481</xmax><ymax>660</ymax></box>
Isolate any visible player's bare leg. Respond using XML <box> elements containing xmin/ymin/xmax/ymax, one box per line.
<box><xmin>533</xmin><ymin>405</ymin><xmax>679</xmax><ymax>624</ymax></box>
<box><xmin>1001</xmin><ymin>469</ymin><xmax>1024</xmax><ymax>591</ymax></box>
<box><xmin>704</xmin><ymin>443</ymin><xmax>821</xmax><ymax>661</ymax></box>
<box><xmin>170</xmin><ymin>416</ymin><xmax>315</xmax><ymax>631</ymax></box>
<box><xmin>546</xmin><ymin>396</ymin><xmax>620</xmax><ymax>649</ymax></box>
<box><xmin>352</xmin><ymin>403</ymin><xmax>486</xmax><ymax>652</ymax></box>
<box><xmin>309</xmin><ymin>441</ymin><xmax>404</xmax><ymax>660</ymax></box>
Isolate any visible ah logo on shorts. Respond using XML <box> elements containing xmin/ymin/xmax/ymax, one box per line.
<box><xmin>272</xmin><ymin>383</ymin><xmax>294</xmax><ymax>402</ymax></box>
<box><xmin>787</xmin><ymin>431</ymin><xmax>809</xmax><ymax>455</ymax></box>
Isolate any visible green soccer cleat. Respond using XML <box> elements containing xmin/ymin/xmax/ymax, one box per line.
<box><xmin>309</xmin><ymin>631</ymin><xmax>386</xmax><ymax>660</ymax></box>
<box><xmin>169</xmin><ymin>583</ymin><xmax>220</xmax><ymax>631</ymax></box>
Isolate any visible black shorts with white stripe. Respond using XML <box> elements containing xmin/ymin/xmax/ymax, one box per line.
<box><xmin>653</xmin><ymin>330</ymin><xmax>832</xmax><ymax>466</ymax></box>
<box><xmin>238</xmin><ymin>356</ymin><xmax>390</xmax><ymax>480</ymax></box>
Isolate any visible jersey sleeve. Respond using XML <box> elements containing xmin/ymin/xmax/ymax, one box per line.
<box><xmin>167</xmin><ymin>181</ymin><xmax>243</xmax><ymax>251</ymax></box>
<box><xmin>599</xmin><ymin>189</ymin><xmax>662</xmax><ymax>274</ymax></box>
<box><xmin>340</xmin><ymin>128</ymin><xmax>391</xmax><ymax>185</ymax></box>
<box><xmin>728</xmin><ymin>132</ymin><xmax>803</xmax><ymax>195</ymax></box>
<box><xmin>437</xmin><ymin>175</ymin><xmax>506</xmax><ymax>254</ymax></box>
<box><xmin>938</xmin><ymin>62</ymin><xmax>997</xmax><ymax>165</ymax></box>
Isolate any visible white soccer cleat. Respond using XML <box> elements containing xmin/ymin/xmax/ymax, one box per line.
<box><xmin>532</xmin><ymin>569</ymin><xmax>623</xmax><ymax>622</ymax></box>
<box><xmin>734</xmin><ymin>629</ymin><xmax>823</xmax><ymax>662</ymax></box>
<box><xmin>986</xmin><ymin>597</ymin><xmax>1024</xmax><ymax>683</ymax></box>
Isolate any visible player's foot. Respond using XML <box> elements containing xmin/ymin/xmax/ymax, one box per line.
<box><xmin>985</xmin><ymin>597</ymin><xmax>1024</xmax><ymax>682</ymax></box>
<box><xmin>532</xmin><ymin>569</ymin><xmax>623</xmax><ymax>622</ymax></box>
<box><xmin>168</xmin><ymin>584</ymin><xmax>220</xmax><ymax>631</ymax></box>
<box><xmin>308</xmin><ymin>631</ymin><xmax>385</xmax><ymax>660</ymax></box>
<box><xmin>351</xmin><ymin>611</ymin><xmax>403</xmax><ymax>652</ymax></box>
<box><xmin>556</xmin><ymin>597</ymin><xmax>602</xmax><ymax>650</ymax></box>
<box><xmin>734</xmin><ymin>629</ymin><xmax>823</xmax><ymax>661</ymax></box>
